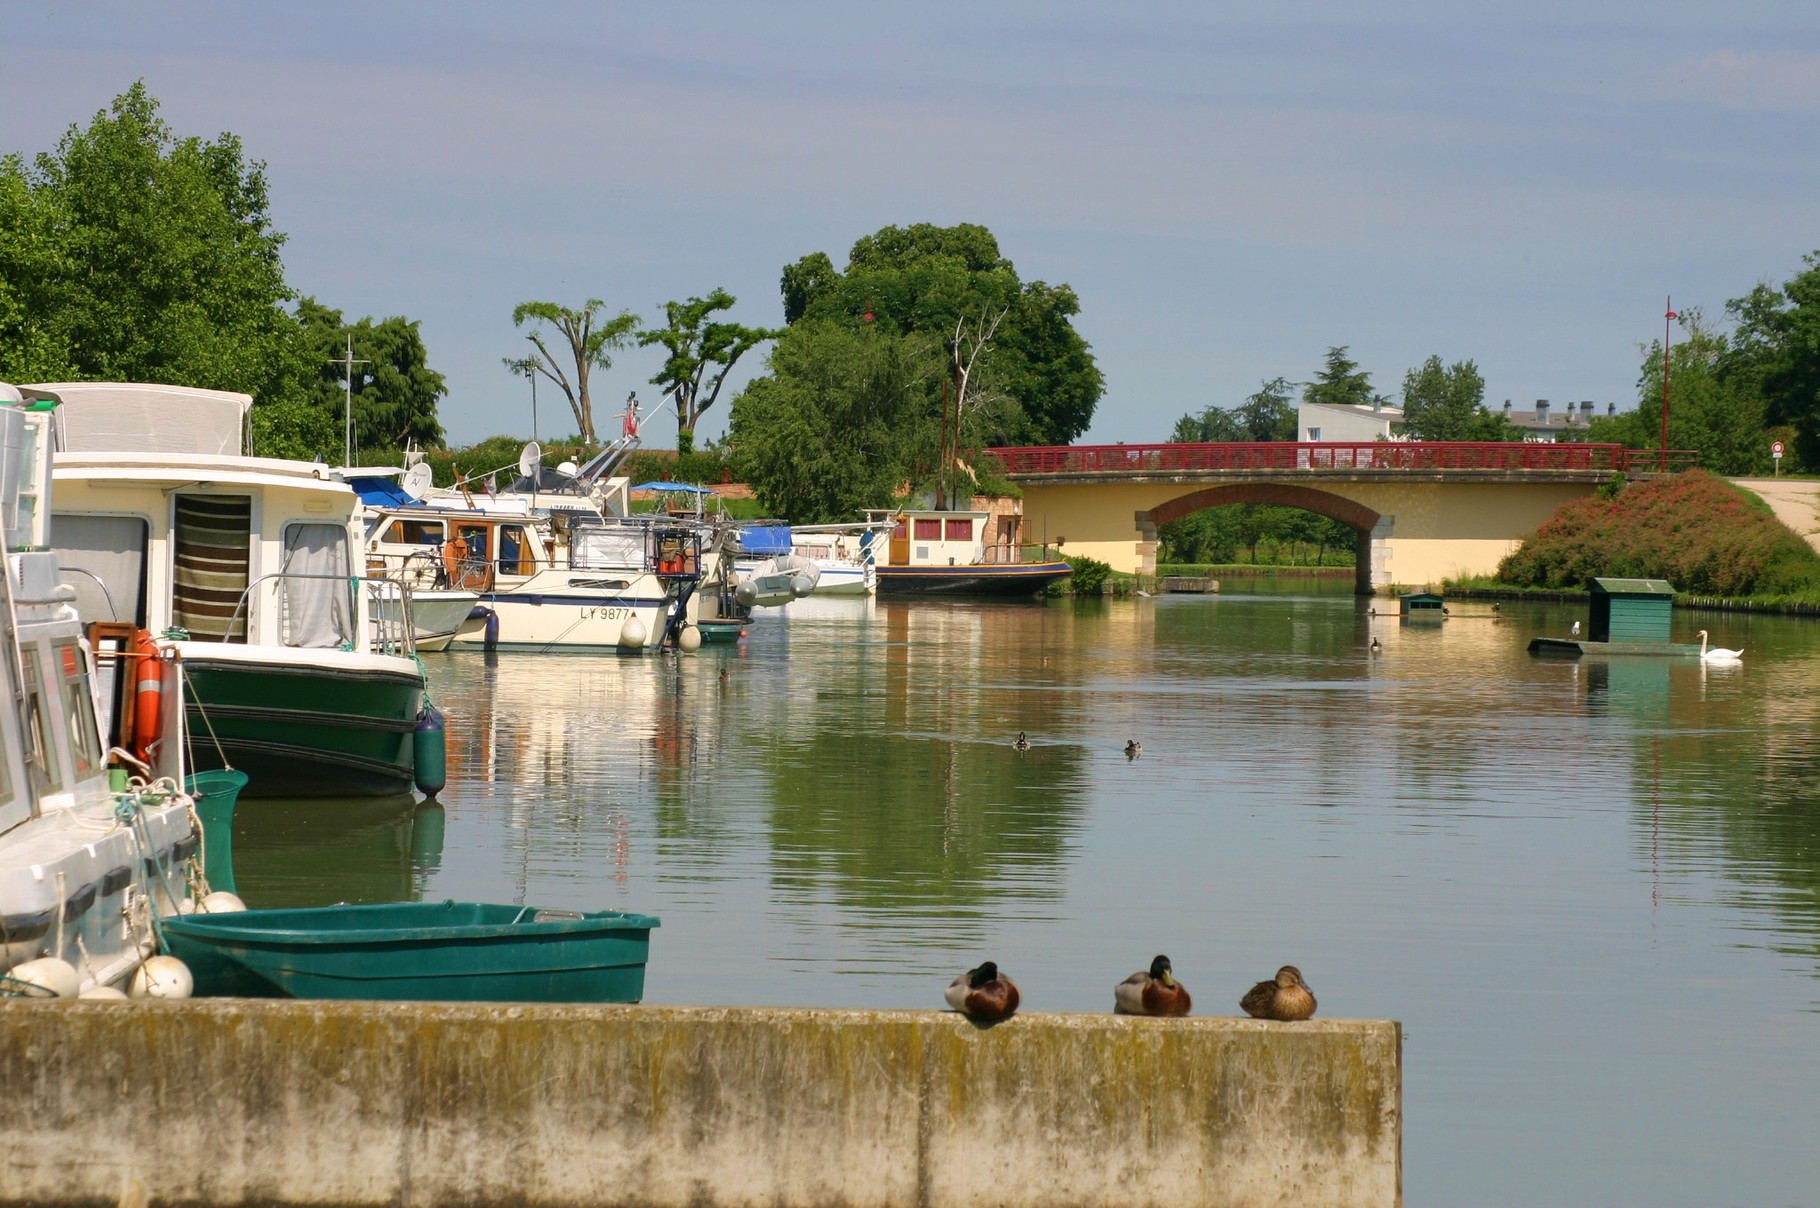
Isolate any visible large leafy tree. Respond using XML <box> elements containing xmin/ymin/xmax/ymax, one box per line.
<box><xmin>729</xmin><ymin>321</ymin><xmax>943</xmax><ymax>521</ymax></box>
<box><xmin>0</xmin><ymin>82</ymin><xmax>308</xmax><ymax>406</ymax></box>
<box><xmin>510</xmin><ymin>298</ymin><xmax>640</xmax><ymax>445</ymax></box>
<box><xmin>1400</xmin><ymin>355</ymin><xmax>1520</xmax><ymax>440</ymax></box>
<box><xmin>1586</xmin><ymin>309</ymin><xmax>1766</xmax><ymax>475</ymax></box>
<box><xmin>297</xmin><ymin>297</ymin><xmax>446</xmax><ymax>456</ymax></box>
<box><xmin>776</xmin><ymin>222</ymin><xmax>1102</xmax><ymax>446</ymax></box>
<box><xmin>1169</xmin><ymin>377</ymin><xmax>1296</xmax><ymax>443</ymax></box>
<box><xmin>1726</xmin><ymin>251</ymin><xmax>1820</xmax><ymax>467</ymax></box>
<box><xmin>636</xmin><ymin>289</ymin><xmax>776</xmax><ymax>455</ymax></box>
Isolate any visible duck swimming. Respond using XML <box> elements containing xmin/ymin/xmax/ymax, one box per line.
<box><xmin>1240</xmin><ymin>965</ymin><xmax>1317</xmax><ymax>1021</ymax></box>
<box><xmin>1369</xmin><ymin>637</ymin><xmax>1382</xmax><ymax>654</ymax></box>
<box><xmin>1124</xmin><ymin>739</ymin><xmax>1142</xmax><ymax>759</ymax></box>
<box><xmin>1114</xmin><ymin>954</ymin><xmax>1192</xmax><ymax>1017</ymax></box>
<box><xmin>1013</xmin><ymin>731</ymin><xmax>1031</xmax><ymax>751</ymax></box>
<box><xmin>945</xmin><ymin>961</ymin><xmax>1020</xmax><ymax>1023</ymax></box>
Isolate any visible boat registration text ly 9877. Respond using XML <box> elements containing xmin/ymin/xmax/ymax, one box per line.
<box><xmin>579</xmin><ymin>606</ymin><xmax>633</xmax><ymax>621</ymax></box>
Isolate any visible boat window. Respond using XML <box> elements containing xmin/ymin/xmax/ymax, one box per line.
<box><xmin>914</xmin><ymin>519</ymin><xmax>942</xmax><ymax>540</ymax></box>
<box><xmin>945</xmin><ymin>519</ymin><xmax>973</xmax><ymax>541</ymax></box>
<box><xmin>19</xmin><ymin>647</ymin><xmax>63</xmax><ymax>795</ymax></box>
<box><xmin>278</xmin><ymin>523</ymin><xmax>355</xmax><ymax>649</ymax></box>
<box><xmin>52</xmin><ymin>514</ymin><xmax>152</xmax><ymax>627</ymax></box>
<box><xmin>498</xmin><ymin>525</ymin><xmax>533</xmax><ymax>574</ymax></box>
<box><xmin>54</xmin><ymin>641</ymin><xmax>103</xmax><ymax>779</ymax></box>
<box><xmin>386</xmin><ymin>518</ymin><xmax>445</xmax><ymax>545</ymax></box>
<box><xmin>173</xmin><ymin>495</ymin><xmax>252</xmax><ymax>642</ymax></box>
<box><xmin>456</xmin><ymin>525</ymin><xmax>492</xmax><ymax>563</ymax></box>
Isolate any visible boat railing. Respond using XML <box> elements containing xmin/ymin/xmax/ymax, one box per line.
<box><xmin>977</xmin><ymin>542</ymin><xmax>1064</xmax><ymax>566</ymax></box>
<box><xmin>219</xmin><ymin>571</ymin><xmax>416</xmax><ymax>655</ymax></box>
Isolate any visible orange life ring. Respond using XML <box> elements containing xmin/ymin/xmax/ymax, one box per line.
<box><xmin>130</xmin><ymin>629</ymin><xmax>165</xmax><ymax>763</ymax></box>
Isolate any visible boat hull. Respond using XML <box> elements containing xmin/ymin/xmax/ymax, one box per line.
<box><xmin>181</xmin><ymin>647</ymin><xmax>424</xmax><ymax>797</ymax></box>
<box><xmin>876</xmin><ymin>561</ymin><xmax>1074</xmax><ymax>597</ymax></box>
<box><xmin>450</xmin><ymin>575</ymin><xmax>676</xmax><ymax>652</ymax></box>
<box><xmin>161</xmin><ymin>900</ymin><xmax>659</xmax><ymax>1003</ymax></box>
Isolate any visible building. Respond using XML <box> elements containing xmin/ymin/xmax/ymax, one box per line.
<box><xmin>1297</xmin><ymin>400</ymin><xmax>1405</xmax><ymax>443</ymax></box>
<box><xmin>1499</xmin><ymin>399</ymin><xmax>1619</xmax><ymax>442</ymax></box>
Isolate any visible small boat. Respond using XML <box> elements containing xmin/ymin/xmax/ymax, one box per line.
<box><xmin>735</xmin><ymin>554</ymin><xmax>820</xmax><ymax>607</ymax></box>
<box><xmin>865</xmin><ymin>508</ymin><xmax>1072</xmax><ymax>597</ymax></box>
<box><xmin>160</xmin><ymin>900</ymin><xmax>660</xmax><ymax>1003</ymax></box>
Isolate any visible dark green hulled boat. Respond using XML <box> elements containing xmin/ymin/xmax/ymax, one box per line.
<box><xmin>162</xmin><ymin>900</ymin><xmax>659</xmax><ymax>1003</ymax></box>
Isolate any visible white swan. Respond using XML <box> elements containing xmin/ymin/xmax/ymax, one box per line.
<box><xmin>1696</xmin><ymin>630</ymin><xmax>1743</xmax><ymax>662</ymax></box>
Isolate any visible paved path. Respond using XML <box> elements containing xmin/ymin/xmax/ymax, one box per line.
<box><xmin>1732</xmin><ymin>477</ymin><xmax>1820</xmax><ymax>554</ymax></box>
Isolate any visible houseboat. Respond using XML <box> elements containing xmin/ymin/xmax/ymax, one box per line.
<box><xmin>0</xmin><ymin>385</ymin><xmax>201</xmax><ymax>995</ymax></box>
<box><xmin>864</xmin><ymin>508</ymin><xmax>1073</xmax><ymax>597</ymax></box>
<box><xmin>39</xmin><ymin>383</ymin><xmax>428</xmax><ymax>797</ymax></box>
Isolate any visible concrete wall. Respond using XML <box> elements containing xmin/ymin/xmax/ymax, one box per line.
<box><xmin>0</xmin><ymin>1001</ymin><xmax>1401</xmax><ymax>1208</ymax></box>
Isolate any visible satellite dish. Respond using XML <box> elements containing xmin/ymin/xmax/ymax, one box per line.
<box><xmin>401</xmin><ymin>462</ymin><xmax>433</xmax><ymax>500</ymax></box>
<box><xmin>517</xmin><ymin>441</ymin><xmax>543</xmax><ymax>480</ymax></box>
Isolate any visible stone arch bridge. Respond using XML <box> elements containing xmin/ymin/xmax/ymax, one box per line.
<box><xmin>989</xmin><ymin>442</ymin><xmax>1695</xmax><ymax>594</ymax></box>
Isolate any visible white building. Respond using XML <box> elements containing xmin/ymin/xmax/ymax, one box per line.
<box><xmin>1298</xmin><ymin>400</ymin><xmax>1405</xmax><ymax>443</ymax></box>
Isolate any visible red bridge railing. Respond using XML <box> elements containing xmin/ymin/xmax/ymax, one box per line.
<box><xmin>986</xmin><ymin>442</ymin><xmax>1700</xmax><ymax>476</ymax></box>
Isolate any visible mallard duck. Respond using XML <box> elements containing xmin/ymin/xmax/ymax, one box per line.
<box><xmin>1369</xmin><ymin>637</ymin><xmax>1382</xmax><ymax>654</ymax></box>
<box><xmin>1124</xmin><ymin>739</ymin><xmax>1142</xmax><ymax>758</ymax></box>
<box><xmin>1114</xmin><ymin>954</ymin><xmax>1192</xmax><ymax>1017</ymax></box>
<box><xmin>945</xmin><ymin>961</ymin><xmax>1020</xmax><ymax>1023</ymax></box>
<box><xmin>1696</xmin><ymin>630</ymin><xmax>1743</xmax><ymax>662</ymax></box>
<box><xmin>1013</xmin><ymin>731</ymin><xmax>1031</xmax><ymax>751</ymax></box>
<box><xmin>1240</xmin><ymin>965</ymin><xmax>1317</xmax><ymax>1021</ymax></box>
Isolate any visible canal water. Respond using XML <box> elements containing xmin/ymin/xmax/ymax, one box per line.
<box><xmin>236</xmin><ymin>585</ymin><xmax>1820</xmax><ymax>1207</ymax></box>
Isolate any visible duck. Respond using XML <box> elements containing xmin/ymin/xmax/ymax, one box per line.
<box><xmin>1491</xmin><ymin>602</ymin><xmax>1501</xmax><ymax>613</ymax></box>
<box><xmin>1696</xmin><ymin>630</ymin><xmax>1743</xmax><ymax>662</ymax></box>
<box><xmin>1240</xmin><ymin>965</ymin><xmax>1317</xmax><ymax>1021</ymax></box>
<box><xmin>1114</xmin><ymin>954</ymin><xmax>1192</xmax><ymax>1017</ymax></box>
<box><xmin>717</xmin><ymin>668</ymin><xmax>730</xmax><ymax>685</ymax></box>
<box><xmin>1013</xmin><ymin>731</ymin><xmax>1031</xmax><ymax>751</ymax></box>
<box><xmin>945</xmin><ymin>961</ymin><xmax>1020</xmax><ymax>1023</ymax></box>
<box><xmin>1570</xmin><ymin>620</ymin><xmax>1581</xmax><ymax>637</ymax></box>
<box><xmin>1369</xmin><ymin>637</ymin><xmax>1382</xmax><ymax>654</ymax></box>
<box><xmin>1124</xmin><ymin>739</ymin><xmax>1142</xmax><ymax>759</ymax></box>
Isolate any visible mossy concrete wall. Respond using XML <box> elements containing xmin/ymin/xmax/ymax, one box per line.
<box><xmin>0</xmin><ymin>1001</ymin><xmax>1401</xmax><ymax>1208</ymax></box>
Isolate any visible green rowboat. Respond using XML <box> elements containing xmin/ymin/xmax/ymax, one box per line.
<box><xmin>161</xmin><ymin>900</ymin><xmax>659</xmax><ymax>1003</ymax></box>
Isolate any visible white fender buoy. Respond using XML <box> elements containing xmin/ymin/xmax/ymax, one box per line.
<box><xmin>734</xmin><ymin>578</ymin><xmax>758</xmax><ymax>607</ymax></box>
<box><xmin>11</xmin><ymin>956</ymin><xmax>80</xmax><ymax>999</ymax></box>
<box><xmin>677</xmin><ymin>624</ymin><xmax>702</xmax><ymax>653</ymax></box>
<box><xmin>790</xmin><ymin>573</ymin><xmax>815</xmax><ymax>599</ymax></box>
<box><xmin>199</xmin><ymin>891</ymin><xmax>247</xmax><ymax>914</ymax></box>
<box><xmin>78</xmin><ymin>986</ymin><xmax>130</xmax><ymax>1001</ymax></box>
<box><xmin>618</xmin><ymin>615</ymin><xmax>648</xmax><ymax>650</ymax></box>
<box><xmin>129</xmin><ymin>955</ymin><xmax>194</xmax><ymax>1000</ymax></box>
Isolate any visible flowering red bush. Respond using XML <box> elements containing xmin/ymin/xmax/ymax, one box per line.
<box><xmin>1497</xmin><ymin>470</ymin><xmax>1820</xmax><ymax>598</ymax></box>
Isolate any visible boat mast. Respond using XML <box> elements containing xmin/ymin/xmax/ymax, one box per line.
<box><xmin>337</xmin><ymin>333</ymin><xmax>369</xmax><ymax>467</ymax></box>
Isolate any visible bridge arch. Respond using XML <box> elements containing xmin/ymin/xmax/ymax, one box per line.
<box><xmin>1139</xmin><ymin>483</ymin><xmax>1388</xmax><ymax>594</ymax></box>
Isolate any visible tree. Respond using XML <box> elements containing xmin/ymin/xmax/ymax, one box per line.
<box><xmin>1400</xmin><ymin>356</ymin><xmax>1519</xmax><ymax>440</ymax></box>
<box><xmin>1237</xmin><ymin>377</ymin><xmax>1299</xmax><ymax>442</ymax></box>
<box><xmin>0</xmin><ymin>82</ymin><xmax>308</xmax><ymax>408</ymax></box>
<box><xmin>295</xmin><ymin>298</ymin><xmax>446</xmax><ymax>455</ymax></box>
<box><xmin>728</xmin><ymin>320</ymin><xmax>943</xmax><ymax>521</ymax></box>
<box><xmin>510</xmin><ymin>299</ymin><xmax>640</xmax><ymax>446</ymax></box>
<box><xmin>1302</xmin><ymin>347</ymin><xmax>1375</xmax><ymax>410</ymax></box>
<box><xmin>1727</xmin><ymin>252</ymin><xmax>1820</xmax><ymax>468</ymax></box>
<box><xmin>637</xmin><ymin>289</ymin><xmax>776</xmax><ymax>455</ymax></box>
<box><xmin>1587</xmin><ymin>309</ymin><xmax>1765</xmax><ymax>476</ymax></box>
<box><xmin>775</xmin><ymin>223</ymin><xmax>1103</xmax><ymax>446</ymax></box>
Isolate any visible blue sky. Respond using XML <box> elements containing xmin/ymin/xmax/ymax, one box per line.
<box><xmin>4</xmin><ymin>2</ymin><xmax>1816</xmax><ymax>448</ymax></box>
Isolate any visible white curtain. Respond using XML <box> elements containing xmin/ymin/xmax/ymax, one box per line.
<box><xmin>279</xmin><ymin>523</ymin><xmax>354</xmax><ymax>649</ymax></box>
<box><xmin>50</xmin><ymin>513</ymin><xmax>149</xmax><ymax>625</ymax></box>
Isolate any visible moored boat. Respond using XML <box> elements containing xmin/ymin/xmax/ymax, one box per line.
<box><xmin>40</xmin><ymin>382</ymin><xmax>429</xmax><ymax>797</ymax></box>
<box><xmin>160</xmin><ymin>900</ymin><xmax>659</xmax><ymax>1002</ymax></box>
<box><xmin>866</xmin><ymin>508</ymin><xmax>1072</xmax><ymax>597</ymax></box>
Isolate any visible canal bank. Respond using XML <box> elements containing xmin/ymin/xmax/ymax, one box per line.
<box><xmin>0</xmin><ymin>1000</ymin><xmax>1400</xmax><ymax>1208</ymax></box>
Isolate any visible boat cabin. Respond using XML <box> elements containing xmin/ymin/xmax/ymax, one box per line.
<box><xmin>866</xmin><ymin>509</ymin><xmax>997</xmax><ymax>568</ymax></box>
<box><xmin>366</xmin><ymin>510</ymin><xmax>549</xmax><ymax>591</ymax></box>
<box><xmin>1587</xmin><ymin>577</ymin><xmax>1675</xmax><ymax>644</ymax></box>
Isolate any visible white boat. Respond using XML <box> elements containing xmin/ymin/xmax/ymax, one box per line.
<box><xmin>732</xmin><ymin>521</ymin><xmax>893</xmax><ymax>597</ymax></box>
<box><xmin>735</xmin><ymin>554</ymin><xmax>820</xmax><ymax>607</ymax></box>
<box><xmin>38</xmin><ymin>382</ymin><xmax>430</xmax><ymax>797</ymax></box>
<box><xmin>0</xmin><ymin>385</ymin><xmax>202</xmax><ymax>997</ymax></box>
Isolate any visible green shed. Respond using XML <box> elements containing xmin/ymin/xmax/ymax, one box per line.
<box><xmin>1399</xmin><ymin>591</ymin><xmax>1446</xmax><ymax>622</ymax></box>
<box><xmin>1588</xmin><ymin>577</ymin><xmax>1675</xmax><ymax>644</ymax></box>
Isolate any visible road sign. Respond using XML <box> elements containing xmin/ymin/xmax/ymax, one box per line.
<box><xmin>1772</xmin><ymin>440</ymin><xmax>1785</xmax><ymax>457</ymax></box>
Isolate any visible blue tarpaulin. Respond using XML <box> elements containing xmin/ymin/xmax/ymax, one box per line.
<box><xmin>346</xmin><ymin>476</ymin><xmax>417</xmax><ymax>507</ymax></box>
<box><xmin>629</xmin><ymin>482</ymin><xmax>717</xmax><ymax>494</ymax></box>
<box><xmin>737</xmin><ymin>525</ymin><xmax>793</xmax><ymax>555</ymax></box>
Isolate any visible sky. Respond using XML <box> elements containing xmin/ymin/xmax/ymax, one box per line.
<box><xmin>3</xmin><ymin>2</ymin><xmax>1816</xmax><ymax>449</ymax></box>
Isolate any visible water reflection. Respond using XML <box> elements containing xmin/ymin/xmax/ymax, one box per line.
<box><xmin>228</xmin><ymin>793</ymin><xmax>423</xmax><ymax>907</ymax></box>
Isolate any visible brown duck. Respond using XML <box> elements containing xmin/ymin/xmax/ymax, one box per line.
<box><xmin>945</xmin><ymin>960</ymin><xmax>1020</xmax><ymax>1023</ymax></box>
<box><xmin>1114</xmin><ymin>954</ymin><xmax>1191</xmax><ymax>1016</ymax></box>
<box><xmin>1240</xmin><ymin>965</ymin><xmax>1317</xmax><ymax>1021</ymax></box>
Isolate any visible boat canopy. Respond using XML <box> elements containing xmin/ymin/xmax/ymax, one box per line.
<box><xmin>738</xmin><ymin>525</ymin><xmax>793</xmax><ymax>556</ymax></box>
<box><xmin>32</xmin><ymin>381</ymin><xmax>251</xmax><ymax>456</ymax></box>
<box><xmin>347</xmin><ymin>476</ymin><xmax>418</xmax><ymax>507</ymax></box>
